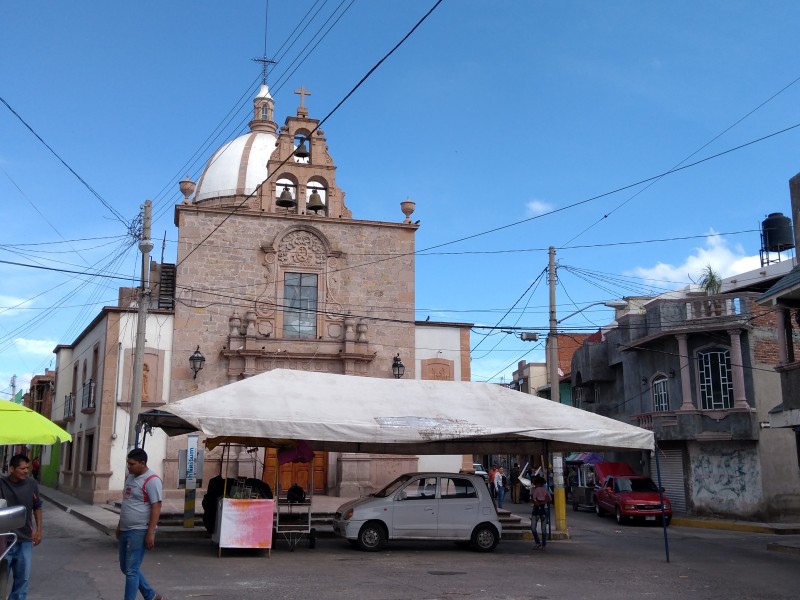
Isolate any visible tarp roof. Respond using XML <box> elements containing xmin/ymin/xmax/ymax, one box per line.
<box><xmin>140</xmin><ymin>369</ymin><xmax>654</xmax><ymax>454</ymax></box>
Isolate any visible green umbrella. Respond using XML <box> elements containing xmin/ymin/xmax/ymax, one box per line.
<box><xmin>0</xmin><ymin>400</ymin><xmax>72</xmax><ymax>445</ymax></box>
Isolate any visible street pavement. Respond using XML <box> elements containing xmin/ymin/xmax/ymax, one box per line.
<box><xmin>39</xmin><ymin>484</ymin><xmax>800</xmax><ymax>549</ymax></box>
<box><xmin>26</xmin><ymin>491</ymin><xmax>800</xmax><ymax>599</ymax></box>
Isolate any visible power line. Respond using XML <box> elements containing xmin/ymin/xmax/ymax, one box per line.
<box><xmin>561</xmin><ymin>73</ymin><xmax>800</xmax><ymax>247</ymax></box>
<box><xmin>0</xmin><ymin>95</ymin><xmax>131</xmax><ymax>229</ymax></box>
<box><xmin>175</xmin><ymin>0</ymin><xmax>444</xmax><ymax>269</ymax></box>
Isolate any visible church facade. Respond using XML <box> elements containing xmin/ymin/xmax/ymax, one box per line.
<box><xmin>167</xmin><ymin>83</ymin><xmax>423</xmax><ymax>494</ymax></box>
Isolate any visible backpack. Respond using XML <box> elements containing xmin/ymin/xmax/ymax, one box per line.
<box><xmin>286</xmin><ymin>483</ymin><xmax>306</xmax><ymax>503</ymax></box>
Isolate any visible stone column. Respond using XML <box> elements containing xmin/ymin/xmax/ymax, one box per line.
<box><xmin>776</xmin><ymin>309</ymin><xmax>789</xmax><ymax>364</ymax></box>
<box><xmin>728</xmin><ymin>329</ymin><xmax>749</xmax><ymax>409</ymax></box>
<box><xmin>676</xmin><ymin>334</ymin><xmax>694</xmax><ymax>410</ymax></box>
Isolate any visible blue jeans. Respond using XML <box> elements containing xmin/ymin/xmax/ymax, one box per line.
<box><xmin>118</xmin><ymin>529</ymin><xmax>156</xmax><ymax>600</ymax></box>
<box><xmin>6</xmin><ymin>539</ymin><xmax>32</xmax><ymax>600</ymax></box>
<box><xmin>531</xmin><ymin>506</ymin><xmax>548</xmax><ymax>546</ymax></box>
<box><xmin>496</xmin><ymin>486</ymin><xmax>506</xmax><ymax>508</ymax></box>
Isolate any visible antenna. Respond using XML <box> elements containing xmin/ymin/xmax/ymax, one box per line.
<box><xmin>252</xmin><ymin>0</ymin><xmax>275</xmax><ymax>85</ymax></box>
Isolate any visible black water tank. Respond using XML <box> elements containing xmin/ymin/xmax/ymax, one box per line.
<box><xmin>762</xmin><ymin>212</ymin><xmax>794</xmax><ymax>252</ymax></box>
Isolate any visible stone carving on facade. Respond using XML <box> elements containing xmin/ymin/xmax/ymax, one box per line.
<box><xmin>254</xmin><ymin>253</ymin><xmax>277</xmax><ymax>320</ymax></box>
<box><xmin>277</xmin><ymin>230</ymin><xmax>327</xmax><ymax>266</ymax></box>
<box><xmin>325</xmin><ymin>257</ymin><xmax>344</xmax><ymax>321</ymax></box>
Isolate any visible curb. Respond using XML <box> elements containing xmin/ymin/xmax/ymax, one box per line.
<box><xmin>670</xmin><ymin>517</ymin><xmax>794</xmax><ymax>535</ymax></box>
<box><xmin>767</xmin><ymin>542</ymin><xmax>800</xmax><ymax>555</ymax></box>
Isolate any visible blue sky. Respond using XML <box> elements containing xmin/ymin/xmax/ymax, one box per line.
<box><xmin>2</xmin><ymin>1</ymin><xmax>800</xmax><ymax>395</ymax></box>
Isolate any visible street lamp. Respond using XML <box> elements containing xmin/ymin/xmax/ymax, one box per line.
<box><xmin>556</xmin><ymin>300</ymin><xmax>628</xmax><ymax>324</ymax></box>
<box><xmin>189</xmin><ymin>346</ymin><xmax>206</xmax><ymax>379</ymax></box>
<box><xmin>392</xmin><ymin>354</ymin><xmax>405</xmax><ymax>379</ymax></box>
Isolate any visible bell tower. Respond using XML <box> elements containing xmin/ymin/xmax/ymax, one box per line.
<box><xmin>260</xmin><ymin>86</ymin><xmax>351</xmax><ymax>218</ymax></box>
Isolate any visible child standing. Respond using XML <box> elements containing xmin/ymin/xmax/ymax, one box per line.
<box><xmin>530</xmin><ymin>475</ymin><xmax>552</xmax><ymax>550</ymax></box>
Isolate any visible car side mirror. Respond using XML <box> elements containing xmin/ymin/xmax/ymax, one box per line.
<box><xmin>396</xmin><ymin>491</ymin><xmax>407</xmax><ymax>501</ymax></box>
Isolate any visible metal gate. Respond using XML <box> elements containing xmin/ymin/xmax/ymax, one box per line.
<box><xmin>650</xmin><ymin>448</ymin><xmax>687</xmax><ymax>513</ymax></box>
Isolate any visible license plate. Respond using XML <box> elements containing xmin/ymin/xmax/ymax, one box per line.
<box><xmin>645</xmin><ymin>516</ymin><xmax>656</xmax><ymax>521</ymax></box>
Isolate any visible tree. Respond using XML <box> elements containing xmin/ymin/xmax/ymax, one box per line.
<box><xmin>698</xmin><ymin>265</ymin><xmax>722</xmax><ymax>295</ymax></box>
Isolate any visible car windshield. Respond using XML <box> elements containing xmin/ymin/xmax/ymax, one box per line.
<box><xmin>372</xmin><ymin>474</ymin><xmax>413</xmax><ymax>498</ymax></box>
<box><xmin>617</xmin><ymin>478</ymin><xmax>659</xmax><ymax>493</ymax></box>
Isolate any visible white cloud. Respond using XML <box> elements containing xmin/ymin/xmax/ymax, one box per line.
<box><xmin>0</xmin><ymin>295</ymin><xmax>33</xmax><ymax>317</ymax></box>
<box><xmin>625</xmin><ymin>231</ymin><xmax>761</xmax><ymax>290</ymax></box>
<box><xmin>15</xmin><ymin>338</ymin><xmax>56</xmax><ymax>356</ymax></box>
<box><xmin>526</xmin><ymin>199</ymin><xmax>554</xmax><ymax>216</ymax></box>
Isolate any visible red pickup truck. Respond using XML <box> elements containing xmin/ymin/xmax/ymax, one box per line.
<box><xmin>594</xmin><ymin>474</ymin><xmax>672</xmax><ymax>526</ymax></box>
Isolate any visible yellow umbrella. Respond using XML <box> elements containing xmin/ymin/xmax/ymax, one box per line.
<box><xmin>0</xmin><ymin>400</ymin><xmax>72</xmax><ymax>445</ymax></box>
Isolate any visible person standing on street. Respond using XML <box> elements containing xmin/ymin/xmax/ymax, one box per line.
<box><xmin>116</xmin><ymin>448</ymin><xmax>166</xmax><ymax>600</ymax></box>
<box><xmin>530</xmin><ymin>475</ymin><xmax>552</xmax><ymax>551</ymax></box>
<box><xmin>494</xmin><ymin>466</ymin><xmax>508</xmax><ymax>509</ymax></box>
<box><xmin>0</xmin><ymin>453</ymin><xmax>43</xmax><ymax>600</ymax></box>
<box><xmin>510</xmin><ymin>463</ymin><xmax>521</xmax><ymax>504</ymax></box>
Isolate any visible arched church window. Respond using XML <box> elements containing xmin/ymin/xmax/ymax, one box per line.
<box><xmin>261</xmin><ymin>104</ymin><xmax>269</xmax><ymax>120</ymax></box>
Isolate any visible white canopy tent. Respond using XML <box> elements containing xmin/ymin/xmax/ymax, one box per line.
<box><xmin>141</xmin><ymin>369</ymin><xmax>654</xmax><ymax>454</ymax></box>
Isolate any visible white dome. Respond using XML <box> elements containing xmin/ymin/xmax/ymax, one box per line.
<box><xmin>194</xmin><ymin>130</ymin><xmax>277</xmax><ymax>201</ymax></box>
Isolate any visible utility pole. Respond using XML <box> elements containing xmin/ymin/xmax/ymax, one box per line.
<box><xmin>128</xmin><ymin>200</ymin><xmax>153</xmax><ymax>451</ymax></box>
<box><xmin>10</xmin><ymin>374</ymin><xmax>16</xmax><ymax>401</ymax></box>
<box><xmin>548</xmin><ymin>246</ymin><xmax>568</xmax><ymax>536</ymax></box>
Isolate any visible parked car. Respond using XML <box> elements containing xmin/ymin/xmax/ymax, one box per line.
<box><xmin>472</xmin><ymin>463</ymin><xmax>489</xmax><ymax>481</ymax></box>
<box><xmin>594</xmin><ymin>475</ymin><xmax>672</xmax><ymax>526</ymax></box>
<box><xmin>1</xmin><ymin>504</ymin><xmax>26</xmax><ymax>594</ymax></box>
<box><xmin>332</xmin><ymin>472</ymin><xmax>502</xmax><ymax>552</ymax></box>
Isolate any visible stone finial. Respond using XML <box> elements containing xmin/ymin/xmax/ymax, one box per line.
<box><xmin>179</xmin><ymin>176</ymin><xmax>196</xmax><ymax>204</ymax></box>
<box><xmin>400</xmin><ymin>197</ymin><xmax>416</xmax><ymax>223</ymax></box>
<box><xmin>229</xmin><ymin>311</ymin><xmax>242</xmax><ymax>336</ymax></box>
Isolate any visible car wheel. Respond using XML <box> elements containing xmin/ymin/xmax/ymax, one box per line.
<box><xmin>357</xmin><ymin>522</ymin><xmax>386</xmax><ymax>552</ymax></box>
<box><xmin>471</xmin><ymin>523</ymin><xmax>499</xmax><ymax>552</ymax></box>
<box><xmin>615</xmin><ymin>506</ymin><xmax>626</xmax><ymax>525</ymax></box>
<box><xmin>595</xmin><ymin>499</ymin><xmax>604</xmax><ymax>516</ymax></box>
<box><xmin>308</xmin><ymin>528</ymin><xmax>316</xmax><ymax>549</ymax></box>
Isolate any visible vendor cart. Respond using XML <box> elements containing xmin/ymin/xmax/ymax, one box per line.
<box><xmin>273</xmin><ymin>441</ymin><xmax>316</xmax><ymax>551</ymax></box>
<box><xmin>274</xmin><ymin>492</ymin><xmax>315</xmax><ymax>551</ymax></box>
<box><xmin>571</xmin><ymin>462</ymin><xmax>599</xmax><ymax>511</ymax></box>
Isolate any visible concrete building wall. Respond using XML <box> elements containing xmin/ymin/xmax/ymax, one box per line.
<box><xmin>687</xmin><ymin>441</ymin><xmax>763</xmax><ymax>517</ymax></box>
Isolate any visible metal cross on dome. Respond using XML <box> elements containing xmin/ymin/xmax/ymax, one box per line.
<box><xmin>252</xmin><ymin>55</ymin><xmax>276</xmax><ymax>85</ymax></box>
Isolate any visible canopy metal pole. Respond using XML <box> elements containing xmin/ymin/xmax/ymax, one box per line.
<box><xmin>653</xmin><ymin>439</ymin><xmax>670</xmax><ymax>563</ymax></box>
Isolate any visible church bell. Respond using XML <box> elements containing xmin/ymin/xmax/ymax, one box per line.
<box><xmin>295</xmin><ymin>139</ymin><xmax>310</xmax><ymax>159</ymax></box>
<box><xmin>276</xmin><ymin>186</ymin><xmax>296</xmax><ymax>208</ymax></box>
<box><xmin>306</xmin><ymin>188</ymin><xmax>325</xmax><ymax>213</ymax></box>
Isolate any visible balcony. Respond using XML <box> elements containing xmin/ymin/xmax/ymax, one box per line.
<box><xmin>633</xmin><ymin>408</ymin><xmax>758</xmax><ymax>441</ymax></box>
<box><xmin>641</xmin><ymin>292</ymin><xmax>754</xmax><ymax>337</ymax></box>
<box><xmin>81</xmin><ymin>380</ymin><xmax>96</xmax><ymax>414</ymax></box>
<box><xmin>64</xmin><ymin>393</ymin><xmax>76</xmax><ymax>422</ymax></box>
